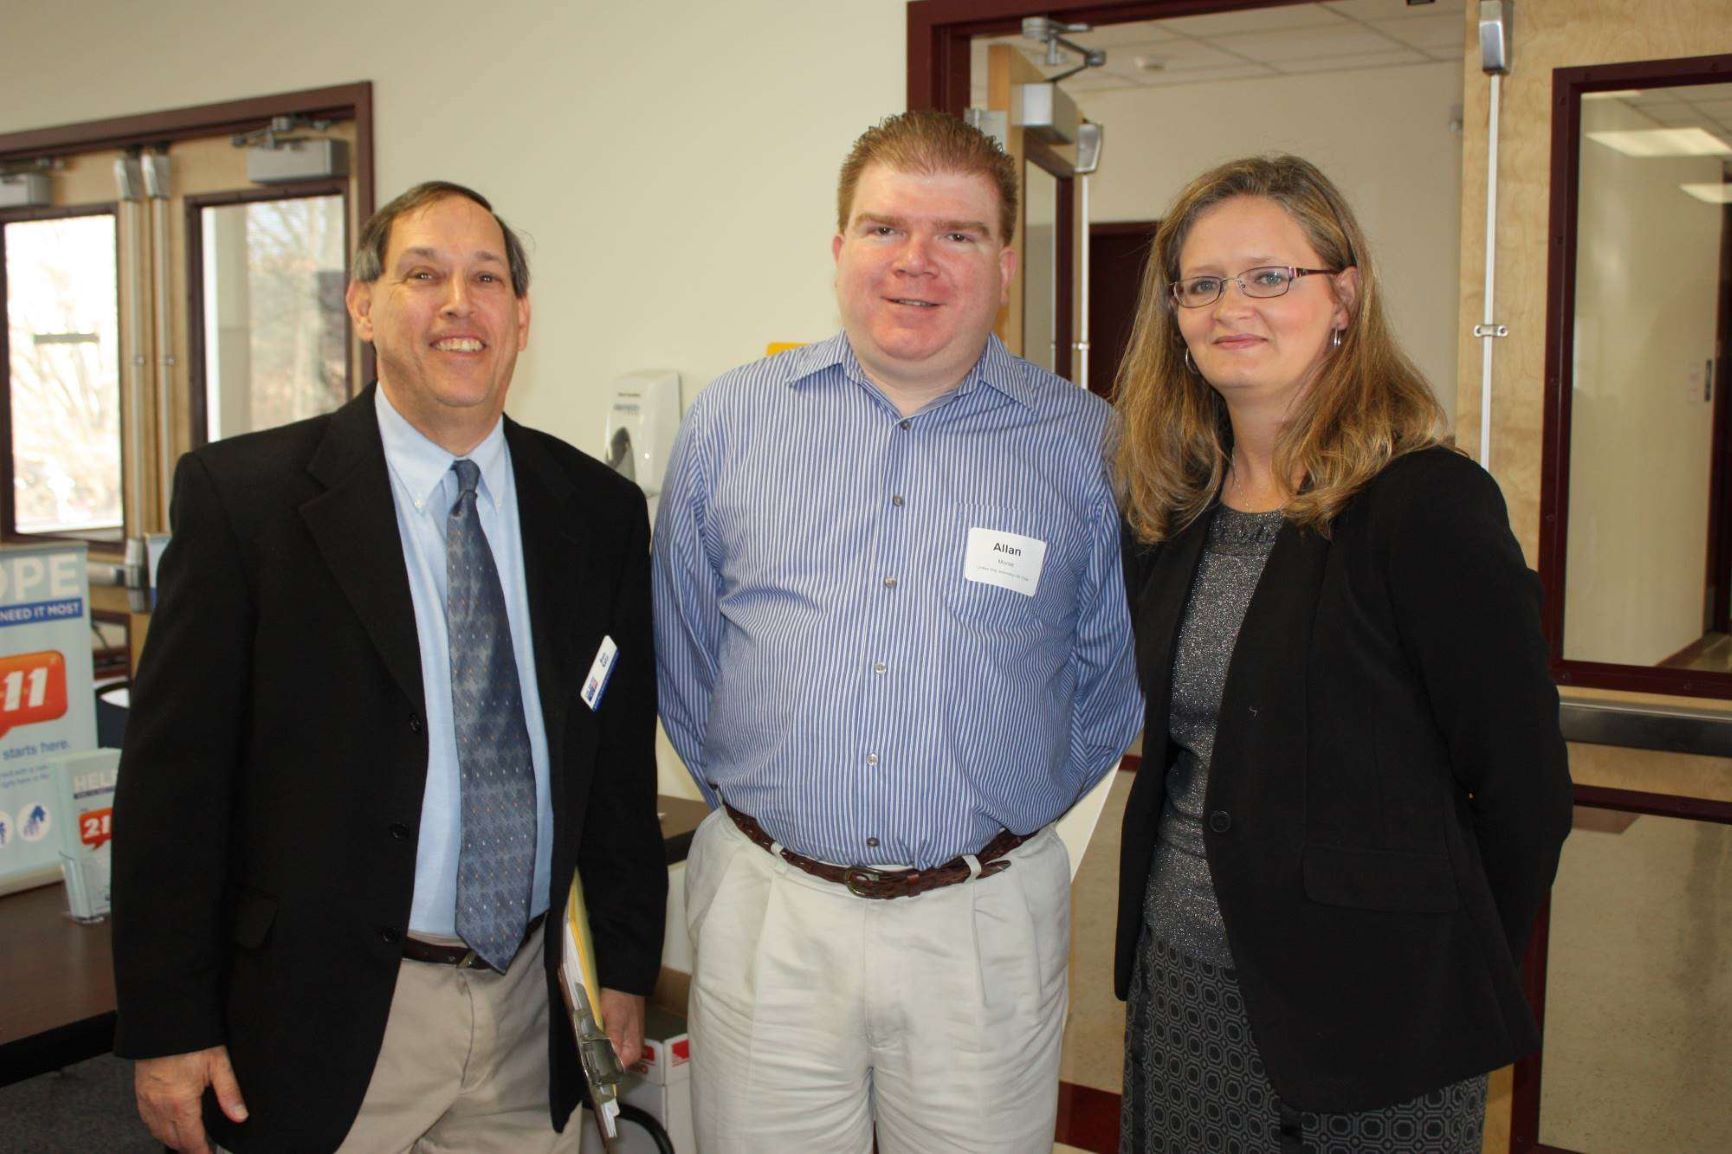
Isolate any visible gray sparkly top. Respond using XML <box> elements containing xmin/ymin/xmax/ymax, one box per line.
<box><xmin>1143</xmin><ymin>505</ymin><xmax>1285</xmax><ymax>968</ymax></box>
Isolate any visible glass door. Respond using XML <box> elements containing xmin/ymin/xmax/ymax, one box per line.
<box><xmin>0</xmin><ymin>117</ymin><xmax>360</xmax><ymax>544</ymax></box>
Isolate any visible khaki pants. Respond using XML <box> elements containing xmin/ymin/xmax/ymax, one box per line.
<box><xmin>333</xmin><ymin>923</ymin><xmax>576</xmax><ymax>1154</ymax></box>
<box><xmin>686</xmin><ymin>808</ymin><xmax>1071</xmax><ymax>1154</ymax></box>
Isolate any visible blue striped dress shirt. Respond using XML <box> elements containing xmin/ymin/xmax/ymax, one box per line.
<box><xmin>653</xmin><ymin>333</ymin><xmax>1143</xmax><ymax>868</ymax></box>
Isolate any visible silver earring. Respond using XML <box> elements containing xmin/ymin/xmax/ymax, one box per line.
<box><xmin>1331</xmin><ymin>329</ymin><xmax>1343</xmax><ymax>350</ymax></box>
<box><xmin>1184</xmin><ymin>348</ymin><xmax>1199</xmax><ymax>375</ymax></box>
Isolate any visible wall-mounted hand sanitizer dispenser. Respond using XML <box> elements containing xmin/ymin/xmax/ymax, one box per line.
<box><xmin>604</xmin><ymin>370</ymin><xmax>681</xmax><ymax>504</ymax></box>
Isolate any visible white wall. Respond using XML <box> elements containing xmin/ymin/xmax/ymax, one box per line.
<box><xmin>1563</xmin><ymin>97</ymin><xmax>1723</xmax><ymax>666</ymax></box>
<box><xmin>1076</xmin><ymin>60</ymin><xmax>1464</xmax><ymax>424</ymax></box>
<box><xmin>0</xmin><ymin>0</ymin><xmax>907</xmax><ymax>448</ymax></box>
<box><xmin>2</xmin><ymin>0</ymin><xmax>909</xmax><ymax>799</ymax></box>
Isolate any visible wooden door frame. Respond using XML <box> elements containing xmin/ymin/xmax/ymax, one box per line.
<box><xmin>1023</xmin><ymin>138</ymin><xmax>1076</xmax><ymax>379</ymax></box>
<box><xmin>0</xmin><ymin>83</ymin><xmax>373</xmax><ymax>218</ymax></box>
<box><xmin>1705</xmin><ymin>176</ymin><xmax>1732</xmax><ymax>635</ymax></box>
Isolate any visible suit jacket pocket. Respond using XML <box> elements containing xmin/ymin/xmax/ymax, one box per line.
<box><xmin>1302</xmin><ymin>843</ymin><xmax>1459</xmax><ymax>913</ymax></box>
<box><xmin>230</xmin><ymin>888</ymin><xmax>279</xmax><ymax>948</ymax></box>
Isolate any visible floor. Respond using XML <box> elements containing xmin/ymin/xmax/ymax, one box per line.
<box><xmin>1537</xmin><ymin>808</ymin><xmax>1731</xmax><ymax>1153</ymax></box>
<box><xmin>1660</xmin><ymin>630</ymin><xmax>1732</xmax><ymax>672</ymax></box>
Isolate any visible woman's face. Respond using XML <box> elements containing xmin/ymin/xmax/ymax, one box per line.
<box><xmin>1173</xmin><ymin>196</ymin><xmax>1356</xmax><ymax>413</ymax></box>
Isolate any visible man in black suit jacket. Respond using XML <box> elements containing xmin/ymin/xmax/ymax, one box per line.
<box><xmin>112</xmin><ymin>182</ymin><xmax>665</xmax><ymax>1154</ymax></box>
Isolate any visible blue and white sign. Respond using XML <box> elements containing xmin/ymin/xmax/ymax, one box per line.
<box><xmin>0</xmin><ymin>544</ymin><xmax>96</xmax><ymax>887</ymax></box>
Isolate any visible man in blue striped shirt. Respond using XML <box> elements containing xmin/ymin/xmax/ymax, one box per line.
<box><xmin>654</xmin><ymin>111</ymin><xmax>1142</xmax><ymax>1154</ymax></box>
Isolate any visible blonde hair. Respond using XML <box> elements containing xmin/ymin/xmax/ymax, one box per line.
<box><xmin>837</xmin><ymin>111</ymin><xmax>1019</xmax><ymax>243</ymax></box>
<box><xmin>1115</xmin><ymin>155</ymin><xmax>1450</xmax><ymax>542</ymax></box>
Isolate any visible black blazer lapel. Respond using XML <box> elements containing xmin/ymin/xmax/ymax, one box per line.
<box><xmin>300</xmin><ymin>385</ymin><xmax>426</xmax><ymax>717</ymax></box>
<box><xmin>1115</xmin><ymin>506</ymin><xmax>1213</xmax><ymax>995</ymax></box>
<box><xmin>504</xmin><ymin>418</ymin><xmax>587</xmax><ymax>819</ymax></box>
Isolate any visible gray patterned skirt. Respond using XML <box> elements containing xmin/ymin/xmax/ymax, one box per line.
<box><xmin>1121</xmin><ymin>931</ymin><xmax>1488</xmax><ymax>1154</ymax></box>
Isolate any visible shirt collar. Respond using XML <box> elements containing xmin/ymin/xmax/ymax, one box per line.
<box><xmin>374</xmin><ymin>385</ymin><xmax>509</xmax><ymax>514</ymax></box>
<box><xmin>787</xmin><ymin>332</ymin><xmax>1036</xmax><ymax>411</ymax></box>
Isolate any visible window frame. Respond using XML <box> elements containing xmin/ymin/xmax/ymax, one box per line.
<box><xmin>0</xmin><ymin>83</ymin><xmax>374</xmax><ymax>552</ymax></box>
<box><xmin>0</xmin><ymin>201</ymin><xmax>126</xmax><ymax>546</ymax></box>
<box><xmin>185</xmin><ymin>181</ymin><xmax>352</xmax><ymax>449</ymax></box>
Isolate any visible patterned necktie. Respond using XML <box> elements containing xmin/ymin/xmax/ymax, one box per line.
<box><xmin>447</xmin><ymin>458</ymin><xmax>536</xmax><ymax>971</ymax></box>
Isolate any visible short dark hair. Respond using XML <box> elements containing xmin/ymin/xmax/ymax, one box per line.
<box><xmin>837</xmin><ymin>111</ymin><xmax>1019</xmax><ymax>243</ymax></box>
<box><xmin>352</xmin><ymin>180</ymin><xmax>530</xmax><ymax>297</ymax></box>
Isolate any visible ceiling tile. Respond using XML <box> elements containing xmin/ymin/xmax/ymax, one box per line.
<box><xmin>1324</xmin><ymin>0</ymin><xmax>1466</xmax><ymax>23</ymax></box>
<box><xmin>1689</xmin><ymin>99</ymin><xmax>1732</xmax><ymax>121</ymax></box>
<box><xmin>1061</xmin><ymin>72</ymin><xmax>1135</xmax><ymax>95</ymax></box>
<box><xmin>1369</xmin><ymin>12</ymin><xmax>1466</xmax><ymax>50</ymax></box>
<box><xmin>1215</xmin><ymin>25</ymin><xmax>1403</xmax><ymax>64</ymax></box>
<box><xmin>1275</xmin><ymin>48</ymin><xmax>1435</xmax><ymax>73</ymax></box>
<box><xmin>1640</xmin><ymin>106</ymin><xmax>1702</xmax><ymax>128</ymax></box>
<box><xmin>1104</xmin><ymin>39</ymin><xmax>1250</xmax><ymax>73</ymax></box>
<box><xmin>1160</xmin><ymin>6</ymin><xmax>1351</xmax><ymax>37</ymax></box>
<box><xmin>1128</xmin><ymin>63</ymin><xmax>1282</xmax><ymax>89</ymax></box>
<box><xmin>1679</xmin><ymin>83</ymin><xmax>1732</xmax><ymax>104</ymax></box>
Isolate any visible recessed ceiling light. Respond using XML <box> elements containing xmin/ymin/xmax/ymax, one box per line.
<box><xmin>1680</xmin><ymin>182</ymin><xmax>1732</xmax><ymax>203</ymax></box>
<box><xmin>1134</xmin><ymin>55</ymin><xmax>1165</xmax><ymax>72</ymax></box>
<box><xmin>1585</xmin><ymin>127</ymin><xmax>1732</xmax><ymax>157</ymax></box>
<box><xmin>1582</xmin><ymin>90</ymin><xmax>1646</xmax><ymax>101</ymax></box>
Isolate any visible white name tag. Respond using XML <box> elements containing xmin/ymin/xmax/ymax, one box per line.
<box><xmin>580</xmin><ymin>635</ymin><xmax>619</xmax><ymax>711</ymax></box>
<box><xmin>963</xmin><ymin>527</ymin><xmax>1047</xmax><ymax>596</ymax></box>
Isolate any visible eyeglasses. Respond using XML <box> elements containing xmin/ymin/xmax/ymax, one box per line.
<box><xmin>1168</xmin><ymin>265</ymin><xmax>1339</xmax><ymax>309</ymax></box>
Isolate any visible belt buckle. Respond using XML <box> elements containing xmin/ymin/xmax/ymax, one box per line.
<box><xmin>456</xmin><ymin>947</ymin><xmax>483</xmax><ymax>970</ymax></box>
<box><xmin>843</xmin><ymin>865</ymin><xmax>892</xmax><ymax>898</ymax></box>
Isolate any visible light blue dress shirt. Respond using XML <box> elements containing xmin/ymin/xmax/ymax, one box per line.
<box><xmin>653</xmin><ymin>333</ymin><xmax>1143</xmax><ymax>869</ymax></box>
<box><xmin>374</xmin><ymin>387</ymin><xmax>552</xmax><ymax>936</ymax></box>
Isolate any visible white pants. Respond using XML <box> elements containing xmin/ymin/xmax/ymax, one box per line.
<box><xmin>685</xmin><ymin>808</ymin><xmax>1071</xmax><ymax>1154</ymax></box>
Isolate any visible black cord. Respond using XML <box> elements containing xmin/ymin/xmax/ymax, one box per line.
<box><xmin>617</xmin><ymin>1101</ymin><xmax>678</xmax><ymax>1154</ymax></box>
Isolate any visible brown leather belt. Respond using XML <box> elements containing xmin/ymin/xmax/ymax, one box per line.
<box><xmin>402</xmin><ymin>912</ymin><xmax>547</xmax><ymax>973</ymax></box>
<box><xmin>724</xmin><ymin>804</ymin><xmax>1033</xmax><ymax>899</ymax></box>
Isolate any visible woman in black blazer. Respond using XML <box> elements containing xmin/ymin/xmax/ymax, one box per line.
<box><xmin>1111</xmin><ymin>155</ymin><xmax>1573</xmax><ymax>1154</ymax></box>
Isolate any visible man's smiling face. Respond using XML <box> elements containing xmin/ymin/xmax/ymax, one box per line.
<box><xmin>832</xmin><ymin>163</ymin><xmax>1016</xmax><ymax>396</ymax></box>
<box><xmin>347</xmin><ymin>193</ymin><xmax>530</xmax><ymax>450</ymax></box>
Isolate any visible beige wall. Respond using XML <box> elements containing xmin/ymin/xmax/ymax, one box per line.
<box><xmin>1454</xmin><ymin>0</ymin><xmax>1732</xmax><ymax>558</ymax></box>
<box><xmin>1079</xmin><ymin>60</ymin><xmax>1466</xmax><ymax>424</ymax></box>
<box><xmin>0</xmin><ymin>0</ymin><xmax>908</xmax><ymax>460</ymax></box>
<box><xmin>1452</xmin><ymin>4</ymin><xmax>1732</xmax><ymax>1148</ymax></box>
<box><xmin>1564</xmin><ymin>97</ymin><xmax>1722</xmax><ymax>666</ymax></box>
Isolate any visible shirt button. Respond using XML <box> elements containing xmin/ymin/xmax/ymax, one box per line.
<box><xmin>892</xmin><ymin>495</ymin><xmax>905</xmax><ymax>507</ymax></box>
<box><xmin>866</xmin><ymin>754</ymin><xmax>879</xmax><ymax>766</ymax></box>
<box><xmin>866</xmin><ymin>837</ymin><xmax>880</xmax><ymax>848</ymax></box>
<box><xmin>389</xmin><ymin>823</ymin><xmax>411</xmax><ymax>841</ymax></box>
<box><xmin>380</xmin><ymin>927</ymin><xmax>401</xmax><ymax>945</ymax></box>
<box><xmin>1208</xmin><ymin>810</ymin><xmax>1232</xmax><ymax>834</ymax></box>
<box><xmin>873</xmin><ymin>662</ymin><xmax>887</xmax><ymax>674</ymax></box>
<box><xmin>898</xmin><ymin>419</ymin><xmax>911</xmax><ymax>430</ymax></box>
<box><xmin>883</xmin><ymin>576</ymin><xmax>898</xmax><ymax>588</ymax></box>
